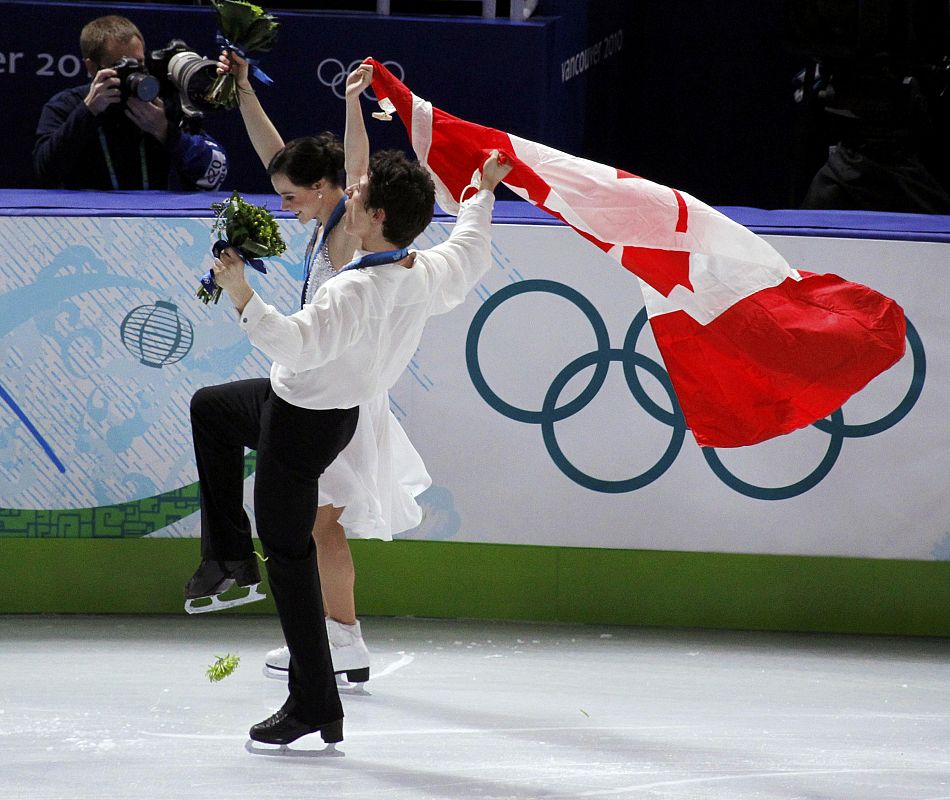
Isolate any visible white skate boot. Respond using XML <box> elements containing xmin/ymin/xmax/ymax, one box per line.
<box><xmin>263</xmin><ymin>619</ymin><xmax>371</xmax><ymax>685</ymax></box>
<box><xmin>327</xmin><ymin>618</ymin><xmax>371</xmax><ymax>684</ymax></box>
<box><xmin>262</xmin><ymin>644</ymin><xmax>290</xmax><ymax>680</ymax></box>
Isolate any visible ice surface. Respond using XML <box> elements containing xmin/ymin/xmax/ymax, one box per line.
<box><xmin>0</xmin><ymin>615</ymin><xmax>947</xmax><ymax>800</ymax></box>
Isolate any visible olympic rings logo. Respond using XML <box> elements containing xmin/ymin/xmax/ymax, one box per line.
<box><xmin>316</xmin><ymin>58</ymin><xmax>405</xmax><ymax>100</ymax></box>
<box><xmin>466</xmin><ymin>279</ymin><xmax>925</xmax><ymax>500</ymax></box>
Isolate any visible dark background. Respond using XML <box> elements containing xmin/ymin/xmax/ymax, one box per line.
<box><xmin>4</xmin><ymin>0</ymin><xmax>947</xmax><ymax>208</ymax></box>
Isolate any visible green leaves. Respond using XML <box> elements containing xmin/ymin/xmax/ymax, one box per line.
<box><xmin>195</xmin><ymin>284</ymin><xmax>223</xmax><ymax>305</ymax></box>
<box><xmin>239</xmin><ymin>239</ymin><xmax>271</xmax><ymax>256</ymax></box>
<box><xmin>196</xmin><ymin>191</ymin><xmax>286</xmax><ymax>304</ymax></box>
<box><xmin>206</xmin><ymin>653</ymin><xmax>240</xmax><ymax>682</ymax></box>
<box><xmin>213</xmin><ymin>0</ymin><xmax>280</xmax><ymax>53</ymax></box>
<box><xmin>211</xmin><ymin>190</ymin><xmax>288</xmax><ymax>259</ymax></box>
<box><xmin>206</xmin><ymin>0</ymin><xmax>280</xmax><ymax>109</ymax></box>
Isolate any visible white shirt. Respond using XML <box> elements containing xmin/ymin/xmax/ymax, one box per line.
<box><xmin>238</xmin><ymin>189</ymin><xmax>495</xmax><ymax>409</ymax></box>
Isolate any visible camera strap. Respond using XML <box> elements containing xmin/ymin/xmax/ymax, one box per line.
<box><xmin>98</xmin><ymin>128</ymin><xmax>149</xmax><ymax>190</ymax></box>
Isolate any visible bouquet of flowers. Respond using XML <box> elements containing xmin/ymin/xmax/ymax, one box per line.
<box><xmin>196</xmin><ymin>191</ymin><xmax>287</xmax><ymax>304</ymax></box>
<box><xmin>205</xmin><ymin>0</ymin><xmax>280</xmax><ymax>110</ymax></box>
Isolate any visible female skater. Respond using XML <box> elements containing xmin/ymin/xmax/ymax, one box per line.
<box><xmin>220</xmin><ymin>53</ymin><xmax>430</xmax><ymax>684</ymax></box>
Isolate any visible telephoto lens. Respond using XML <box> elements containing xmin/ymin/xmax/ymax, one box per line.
<box><xmin>148</xmin><ymin>39</ymin><xmax>220</xmax><ymax>118</ymax></box>
<box><xmin>167</xmin><ymin>51</ymin><xmax>219</xmax><ymax>116</ymax></box>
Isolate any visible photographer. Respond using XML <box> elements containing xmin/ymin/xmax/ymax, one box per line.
<box><xmin>33</xmin><ymin>15</ymin><xmax>228</xmax><ymax>191</ymax></box>
<box><xmin>789</xmin><ymin>0</ymin><xmax>950</xmax><ymax>213</ymax></box>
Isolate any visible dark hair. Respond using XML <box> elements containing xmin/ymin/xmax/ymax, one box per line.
<box><xmin>266</xmin><ymin>133</ymin><xmax>344</xmax><ymax>188</ymax></box>
<box><xmin>366</xmin><ymin>150</ymin><xmax>435</xmax><ymax>247</ymax></box>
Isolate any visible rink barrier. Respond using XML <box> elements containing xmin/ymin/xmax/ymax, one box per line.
<box><xmin>2</xmin><ymin>193</ymin><xmax>949</xmax><ymax>636</ymax></box>
<box><xmin>2</xmin><ymin>538</ymin><xmax>948</xmax><ymax>637</ymax></box>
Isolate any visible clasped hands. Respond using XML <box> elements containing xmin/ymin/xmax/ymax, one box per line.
<box><xmin>211</xmin><ymin>247</ymin><xmax>255</xmax><ymax>313</ymax></box>
<box><xmin>212</xmin><ymin>246</ymin><xmax>248</xmax><ymax>290</ymax></box>
<box><xmin>84</xmin><ymin>68</ymin><xmax>169</xmax><ymax>143</ymax></box>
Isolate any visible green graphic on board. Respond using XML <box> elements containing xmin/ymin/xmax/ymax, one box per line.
<box><xmin>0</xmin><ymin>454</ymin><xmax>256</xmax><ymax>538</ymax></box>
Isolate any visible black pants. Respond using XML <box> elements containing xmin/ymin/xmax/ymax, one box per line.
<box><xmin>190</xmin><ymin>378</ymin><xmax>359</xmax><ymax>724</ymax></box>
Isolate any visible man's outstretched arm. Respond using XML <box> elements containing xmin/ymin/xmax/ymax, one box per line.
<box><xmin>423</xmin><ymin>151</ymin><xmax>512</xmax><ymax>315</ymax></box>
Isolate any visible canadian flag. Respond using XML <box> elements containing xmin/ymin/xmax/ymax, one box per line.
<box><xmin>367</xmin><ymin>59</ymin><xmax>907</xmax><ymax>448</ymax></box>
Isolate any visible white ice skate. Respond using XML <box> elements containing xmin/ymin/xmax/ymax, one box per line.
<box><xmin>263</xmin><ymin>619</ymin><xmax>370</xmax><ymax>685</ymax></box>
<box><xmin>184</xmin><ymin>557</ymin><xmax>267</xmax><ymax>614</ymax></box>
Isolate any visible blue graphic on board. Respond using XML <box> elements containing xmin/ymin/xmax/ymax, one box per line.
<box><xmin>0</xmin><ymin>215</ymin><xmax>310</xmax><ymax>511</ymax></box>
<box><xmin>120</xmin><ymin>301</ymin><xmax>194</xmax><ymax>368</ymax></box>
<box><xmin>466</xmin><ymin>279</ymin><xmax>925</xmax><ymax>500</ymax></box>
<box><xmin>0</xmin><ymin>211</ymin><xmax>504</xmax><ymax>538</ymax></box>
<box><xmin>0</xmin><ymin>380</ymin><xmax>65</xmax><ymax>473</ymax></box>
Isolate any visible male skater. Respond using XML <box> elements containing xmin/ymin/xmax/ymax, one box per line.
<box><xmin>185</xmin><ymin>60</ymin><xmax>512</xmax><ymax>749</ymax></box>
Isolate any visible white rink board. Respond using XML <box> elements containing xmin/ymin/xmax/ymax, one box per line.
<box><xmin>0</xmin><ymin>212</ymin><xmax>947</xmax><ymax>561</ymax></box>
<box><xmin>393</xmin><ymin>224</ymin><xmax>949</xmax><ymax>561</ymax></box>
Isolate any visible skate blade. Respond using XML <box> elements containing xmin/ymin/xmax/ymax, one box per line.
<box><xmin>244</xmin><ymin>739</ymin><xmax>343</xmax><ymax>758</ymax></box>
<box><xmin>185</xmin><ymin>583</ymin><xmax>267</xmax><ymax>614</ymax></box>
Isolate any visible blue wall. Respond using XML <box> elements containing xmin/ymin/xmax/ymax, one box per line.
<box><xmin>3</xmin><ymin>0</ymin><xmax>612</xmax><ymax>193</ymax></box>
<box><xmin>2</xmin><ymin>0</ymin><xmax>810</xmax><ymax>207</ymax></box>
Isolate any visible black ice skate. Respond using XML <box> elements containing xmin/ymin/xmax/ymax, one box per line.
<box><xmin>248</xmin><ymin>701</ymin><xmax>343</xmax><ymax>747</ymax></box>
<box><xmin>184</xmin><ymin>557</ymin><xmax>266</xmax><ymax>614</ymax></box>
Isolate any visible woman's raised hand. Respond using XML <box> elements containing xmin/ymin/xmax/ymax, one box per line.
<box><xmin>345</xmin><ymin>62</ymin><xmax>374</xmax><ymax>100</ymax></box>
<box><xmin>218</xmin><ymin>49</ymin><xmax>251</xmax><ymax>91</ymax></box>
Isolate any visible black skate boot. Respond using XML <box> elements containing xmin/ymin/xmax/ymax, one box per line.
<box><xmin>184</xmin><ymin>557</ymin><xmax>266</xmax><ymax>614</ymax></box>
<box><xmin>248</xmin><ymin>699</ymin><xmax>343</xmax><ymax>747</ymax></box>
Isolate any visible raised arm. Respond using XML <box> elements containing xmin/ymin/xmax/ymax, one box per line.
<box><xmin>478</xmin><ymin>150</ymin><xmax>511</xmax><ymax>193</ymax></box>
<box><xmin>425</xmin><ymin>151</ymin><xmax>513</xmax><ymax>315</ymax></box>
<box><xmin>218</xmin><ymin>50</ymin><xmax>284</xmax><ymax>168</ymax></box>
<box><xmin>344</xmin><ymin>62</ymin><xmax>372</xmax><ymax>186</ymax></box>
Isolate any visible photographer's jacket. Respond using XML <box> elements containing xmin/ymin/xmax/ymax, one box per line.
<box><xmin>33</xmin><ymin>84</ymin><xmax>228</xmax><ymax>191</ymax></box>
<box><xmin>239</xmin><ymin>190</ymin><xmax>495</xmax><ymax>410</ymax></box>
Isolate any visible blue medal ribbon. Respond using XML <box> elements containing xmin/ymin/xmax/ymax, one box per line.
<box><xmin>338</xmin><ymin>246</ymin><xmax>411</xmax><ymax>274</ymax></box>
<box><xmin>301</xmin><ymin>197</ymin><xmax>347</xmax><ymax>309</ymax></box>
<box><xmin>217</xmin><ymin>34</ymin><xmax>274</xmax><ymax>86</ymax></box>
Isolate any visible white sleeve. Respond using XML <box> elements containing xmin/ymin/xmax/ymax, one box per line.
<box><xmin>420</xmin><ymin>189</ymin><xmax>495</xmax><ymax>316</ymax></box>
<box><xmin>238</xmin><ymin>281</ymin><xmax>364</xmax><ymax>371</ymax></box>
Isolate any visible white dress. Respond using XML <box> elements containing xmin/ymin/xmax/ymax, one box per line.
<box><xmin>305</xmin><ymin>235</ymin><xmax>431</xmax><ymax>539</ymax></box>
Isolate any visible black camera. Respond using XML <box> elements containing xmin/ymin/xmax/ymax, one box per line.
<box><xmin>112</xmin><ymin>56</ymin><xmax>160</xmax><ymax>104</ymax></box>
<box><xmin>148</xmin><ymin>39</ymin><xmax>219</xmax><ymax>120</ymax></box>
<box><xmin>787</xmin><ymin>0</ymin><xmax>950</xmax><ymax>133</ymax></box>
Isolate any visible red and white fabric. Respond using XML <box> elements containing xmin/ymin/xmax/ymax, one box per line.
<box><xmin>367</xmin><ymin>58</ymin><xmax>907</xmax><ymax>448</ymax></box>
